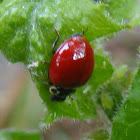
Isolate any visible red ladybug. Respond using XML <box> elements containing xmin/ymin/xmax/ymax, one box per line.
<box><xmin>48</xmin><ymin>30</ymin><xmax>94</xmax><ymax>101</ymax></box>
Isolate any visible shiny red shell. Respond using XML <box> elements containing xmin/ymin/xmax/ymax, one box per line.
<box><xmin>48</xmin><ymin>35</ymin><xmax>94</xmax><ymax>88</ymax></box>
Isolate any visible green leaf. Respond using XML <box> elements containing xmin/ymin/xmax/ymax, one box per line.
<box><xmin>111</xmin><ymin>67</ymin><xmax>140</xmax><ymax>140</ymax></box>
<box><xmin>108</xmin><ymin>0</ymin><xmax>139</xmax><ymax>23</ymax></box>
<box><xmin>97</xmin><ymin>66</ymin><xmax>134</xmax><ymax>121</ymax></box>
<box><xmin>0</xmin><ymin>0</ymin><xmax>129</xmax><ymax>63</ymax></box>
<box><xmin>0</xmin><ymin>0</ymin><xmax>128</xmax><ymax>123</ymax></box>
<box><xmin>129</xmin><ymin>8</ymin><xmax>140</xmax><ymax>27</ymax></box>
<box><xmin>112</xmin><ymin>65</ymin><xmax>127</xmax><ymax>80</ymax></box>
<box><xmin>88</xmin><ymin>130</ymin><xmax>109</xmax><ymax>140</ymax></box>
<box><xmin>0</xmin><ymin>129</ymin><xmax>40</xmax><ymax>140</ymax></box>
<box><xmin>42</xmin><ymin>54</ymin><xmax>114</xmax><ymax>123</ymax></box>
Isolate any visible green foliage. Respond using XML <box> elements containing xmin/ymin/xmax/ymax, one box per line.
<box><xmin>108</xmin><ymin>0</ymin><xmax>139</xmax><ymax>23</ymax></box>
<box><xmin>111</xmin><ymin>67</ymin><xmax>140</xmax><ymax>140</ymax></box>
<box><xmin>0</xmin><ymin>0</ymin><xmax>140</xmax><ymax>139</ymax></box>
<box><xmin>130</xmin><ymin>8</ymin><xmax>140</xmax><ymax>27</ymax></box>
<box><xmin>41</xmin><ymin>54</ymin><xmax>114</xmax><ymax>123</ymax></box>
<box><xmin>88</xmin><ymin>130</ymin><xmax>109</xmax><ymax>140</ymax></box>
<box><xmin>0</xmin><ymin>0</ymin><xmax>129</xmax><ymax>63</ymax></box>
<box><xmin>98</xmin><ymin>0</ymin><xmax>140</xmax><ymax>27</ymax></box>
<box><xmin>97</xmin><ymin>66</ymin><xmax>134</xmax><ymax>121</ymax></box>
<box><xmin>0</xmin><ymin>129</ymin><xmax>40</xmax><ymax>140</ymax></box>
<box><xmin>0</xmin><ymin>0</ymin><xmax>129</xmax><ymax>124</ymax></box>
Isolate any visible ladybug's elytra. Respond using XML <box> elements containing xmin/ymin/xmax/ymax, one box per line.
<box><xmin>48</xmin><ymin>28</ymin><xmax>94</xmax><ymax>101</ymax></box>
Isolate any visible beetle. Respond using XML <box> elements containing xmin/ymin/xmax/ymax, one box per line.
<box><xmin>33</xmin><ymin>27</ymin><xmax>94</xmax><ymax>101</ymax></box>
<box><xmin>48</xmin><ymin>28</ymin><xmax>94</xmax><ymax>101</ymax></box>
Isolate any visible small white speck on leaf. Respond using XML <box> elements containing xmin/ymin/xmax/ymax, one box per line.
<box><xmin>103</xmin><ymin>61</ymin><xmax>107</xmax><ymax>68</ymax></box>
<box><xmin>27</xmin><ymin>61</ymin><xmax>39</xmax><ymax>69</ymax></box>
<box><xmin>71</xmin><ymin>28</ymin><xmax>75</xmax><ymax>31</ymax></box>
<box><xmin>83</xmin><ymin>86</ymin><xmax>91</xmax><ymax>94</ymax></box>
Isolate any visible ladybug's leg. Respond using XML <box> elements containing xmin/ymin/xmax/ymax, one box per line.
<box><xmin>52</xmin><ymin>26</ymin><xmax>60</xmax><ymax>54</ymax></box>
<box><xmin>82</xmin><ymin>27</ymin><xmax>88</xmax><ymax>36</ymax></box>
<box><xmin>32</xmin><ymin>74</ymin><xmax>51</xmax><ymax>85</ymax></box>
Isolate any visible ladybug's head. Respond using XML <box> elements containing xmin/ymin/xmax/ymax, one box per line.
<box><xmin>49</xmin><ymin>86</ymin><xmax>76</xmax><ymax>101</ymax></box>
